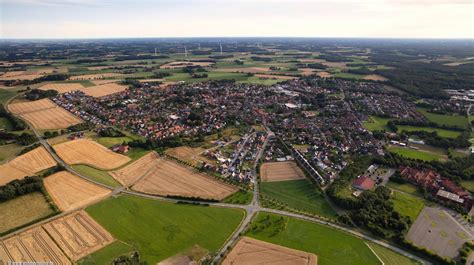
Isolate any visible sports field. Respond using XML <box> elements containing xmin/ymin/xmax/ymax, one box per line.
<box><xmin>85</xmin><ymin>195</ymin><xmax>244</xmax><ymax>264</ymax></box>
<box><xmin>260</xmin><ymin>179</ymin><xmax>336</xmax><ymax>218</ymax></box>
<box><xmin>418</xmin><ymin>108</ymin><xmax>469</xmax><ymax>128</ymax></box>
<box><xmin>0</xmin><ymin>192</ymin><xmax>54</xmax><ymax>234</ymax></box>
<box><xmin>387</xmin><ymin>146</ymin><xmax>444</xmax><ymax>162</ymax></box>
<box><xmin>390</xmin><ymin>191</ymin><xmax>425</xmax><ymax>222</ymax></box>
<box><xmin>246</xmin><ymin>212</ymin><xmax>381</xmax><ymax>265</ymax></box>
<box><xmin>386</xmin><ymin>181</ymin><xmax>421</xmax><ymax>196</ymax></box>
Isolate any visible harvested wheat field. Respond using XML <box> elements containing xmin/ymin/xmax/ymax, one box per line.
<box><xmin>0</xmin><ymin>227</ymin><xmax>71</xmax><ymax>265</ymax></box>
<box><xmin>8</xmin><ymin>98</ymin><xmax>82</xmax><ymax>129</ymax></box>
<box><xmin>109</xmin><ymin>151</ymin><xmax>158</xmax><ymax>186</ymax></box>
<box><xmin>0</xmin><ymin>71</ymin><xmax>44</xmax><ymax>81</ymax></box>
<box><xmin>165</xmin><ymin>146</ymin><xmax>204</xmax><ymax>162</ymax></box>
<box><xmin>80</xmin><ymin>83</ymin><xmax>127</xmax><ymax>97</ymax></box>
<box><xmin>260</xmin><ymin>161</ymin><xmax>306</xmax><ymax>182</ymax></box>
<box><xmin>213</xmin><ymin>67</ymin><xmax>270</xmax><ymax>73</ymax></box>
<box><xmin>8</xmin><ymin>98</ymin><xmax>56</xmax><ymax>114</ymax></box>
<box><xmin>0</xmin><ymin>146</ymin><xmax>56</xmax><ymax>185</ymax></box>
<box><xmin>53</xmin><ymin>139</ymin><xmax>130</xmax><ymax>170</ymax></box>
<box><xmin>43</xmin><ymin>211</ymin><xmax>114</xmax><ymax>261</ymax></box>
<box><xmin>363</xmin><ymin>74</ymin><xmax>388</xmax><ymax>81</ymax></box>
<box><xmin>44</xmin><ymin>171</ymin><xmax>111</xmax><ymax>211</ymax></box>
<box><xmin>38</xmin><ymin>83</ymin><xmax>85</xmax><ymax>93</ymax></box>
<box><xmin>91</xmin><ymin>79</ymin><xmax>117</xmax><ymax>85</ymax></box>
<box><xmin>132</xmin><ymin>158</ymin><xmax>237</xmax><ymax>200</ymax></box>
<box><xmin>255</xmin><ymin>74</ymin><xmax>295</xmax><ymax>80</ymax></box>
<box><xmin>316</xmin><ymin>71</ymin><xmax>331</xmax><ymax>78</ymax></box>
<box><xmin>222</xmin><ymin>237</ymin><xmax>317</xmax><ymax>265</ymax></box>
<box><xmin>299</xmin><ymin>68</ymin><xmax>316</xmax><ymax>76</ymax></box>
<box><xmin>160</xmin><ymin>61</ymin><xmax>214</xmax><ymax>69</ymax></box>
<box><xmin>21</xmin><ymin>107</ymin><xmax>82</xmax><ymax>129</ymax></box>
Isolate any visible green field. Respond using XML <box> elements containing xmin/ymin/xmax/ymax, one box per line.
<box><xmin>460</xmin><ymin>180</ymin><xmax>474</xmax><ymax>193</ymax></box>
<box><xmin>390</xmin><ymin>191</ymin><xmax>425</xmax><ymax>222</ymax></box>
<box><xmin>0</xmin><ymin>117</ymin><xmax>13</xmax><ymax>131</ymax></box>
<box><xmin>0</xmin><ymin>143</ymin><xmax>24</xmax><ymax>163</ymax></box>
<box><xmin>386</xmin><ymin>181</ymin><xmax>421</xmax><ymax>197</ymax></box>
<box><xmin>397</xmin><ymin>125</ymin><xmax>461</xmax><ymax>138</ymax></box>
<box><xmin>260</xmin><ymin>179</ymin><xmax>336</xmax><ymax>218</ymax></box>
<box><xmin>388</xmin><ymin>146</ymin><xmax>444</xmax><ymax>162</ymax></box>
<box><xmin>222</xmin><ymin>189</ymin><xmax>253</xmax><ymax>204</ymax></box>
<box><xmin>362</xmin><ymin>116</ymin><xmax>391</xmax><ymax>132</ymax></box>
<box><xmin>246</xmin><ymin>212</ymin><xmax>380</xmax><ymax>265</ymax></box>
<box><xmin>78</xmin><ymin>241</ymin><xmax>133</xmax><ymax>265</ymax></box>
<box><xmin>85</xmin><ymin>195</ymin><xmax>244</xmax><ymax>264</ymax></box>
<box><xmin>72</xmin><ymin>164</ymin><xmax>121</xmax><ymax>188</ymax></box>
<box><xmin>418</xmin><ymin>108</ymin><xmax>469</xmax><ymax>128</ymax></box>
<box><xmin>0</xmin><ymin>192</ymin><xmax>55</xmax><ymax>234</ymax></box>
<box><xmin>366</xmin><ymin>242</ymin><xmax>421</xmax><ymax>265</ymax></box>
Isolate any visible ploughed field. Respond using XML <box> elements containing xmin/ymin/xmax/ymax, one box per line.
<box><xmin>0</xmin><ymin>146</ymin><xmax>56</xmax><ymax>185</ymax></box>
<box><xmin>260</xmin><ymin>161</ymin><xmax>306</xmax><ymax>182</ymax></box>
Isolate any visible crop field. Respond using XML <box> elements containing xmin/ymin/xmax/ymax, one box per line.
<box><xmin>0</xmin><ymin>192</ymin><xmax>54</xmax><ymax>234</ymax></box>
<box><xmin>38</xmin><ymin>83</ymin><xmax>85</xmax><ymax>93</ymax></box>
<box><xmin>0</xmin><ymin>146</ymin><xmax>56</xmax><ymax>185</ymax></box>
<box><xmin>68</xmin><ymin>73</ymin><xmax>122</xmax><ymax>80</ymax></box>
<box><xmin>390</xmin><ymin>191</ymin><xmax>425</xmax><ymax>222</ymax></box>
<box><xmin>77</xmin><ymin>241</ymin><xmax>133</xmax><ymax>265</ymax></box>
<box><xmin>8</xmin><ymin>98</ymin><xmax>82</xmax><ymax>129</ymax></box>
<box><xmin>247</xmin><ymin>212</ymin><xmax>381</xmax><ymax>265</ymax></box>
<box><xmin>0</xmin><ymin>227</ymin><xmax>71</xmax><ymax>264</ymax></box>
<box><xmin>132</xmin><ymin>158</ymin><xmax>237</xmax><ymax>200</ymax></box>
<box><xmin>43</xmin><ymin>211</ymin><xmax>114</xmax><ymax>261</ymax></box>
<box><xmin>366</xmin><ymin>242</ymin><xmax>420</xmax><ymax>265</ymax></box>
<box><xmin>260</xmin><ymin>161</ymin><xmax>306</xmax><ymax>182</ymax></box>
<box><xmin>223</xmin><ymin>236</ymin><xmax>317</xmax><ymax>265</ymax></box>
<box><xmin>53</xmin><ymin>139</ymin><xmax>131</xmax><ymax>170</ymax></box>
<box><xmin>8</xmin><ymin>98</ymin><xmax>56</xmax><ymax>114</ymax></box>
<box><xmin>387</xmin><ymin>145</ymin><xmax>444</xmax><ymax>162</ymax></box>
<box><xmin>406</xmin><ymin>207</ymin><xmax>472</xmax><ymax>259</ymax></box>
<box><xmin>254</xmin><ymin>74</ymin><xmax>295</xmax><ymax>80</ymax></box>
<box><xmin>213</xmin><ymin>67</ymin><xmax>270</xmax><ymax>73</ymax></box>
<box><xmin>0</xmin><ymin>70</ymin><xmax>44</xmax><ymax>81</ymax></box>
<box><xmin>396</xmin><ymin>125</ymin><xmax>461</xmax><ymax>138</ymax></box>
<box><xmin>363</xmin><ymin>74</ymin><xmax>388</xmax><ymax>81</ymax></box>
<box><xmin>80</xmin><ymin>83</ymin><xmax>128</xmax><ymax>97</ymax></box>
<box><xmin>0</xmin><ymin>143</ymin><xmax>24</xmax><ymax>163</ymax></box>
<box><xmin>260</xmin><ymin>179</ymin><xmax>336</xmax><ymax>218</ymax></box>
<box><xmin>418</xmin><ymin>108</ymin><xmax>469</xmax><ymax>128</ymax></box>
<box><xmin>109</xmin><ymin>151</ymin><xmax>159</xmax><ymax>186</ymax></box>
<box><xmin>164</xmin><ymin>146</ymin><xmax>208</xmax><ymax>166</ymax></box>
<box><xmin>460</xmin><ymin>180</ymin><xmax>474</xmax><ymax>193</ymax></box>
<box><xmin>85</xmin><ymin>195</ymin><xmax>244</xmax><ymax>264</ymax></box>
<box><xmin>44</xmin><ymin>171</ymin><xmax>111</xmax><ymax>211</ymax></box>
<box><xmin>91</xmin><ymin>79</ymin><xmax>117</xmax><ymax>85</ymax></box>
<box><xmin>72</xmin><ymin>165</ymin><xmax>122</xmax><ymax>188</ymax></box>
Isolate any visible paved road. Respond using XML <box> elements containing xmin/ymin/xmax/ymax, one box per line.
<box><xmin>6</xmin><ymin>105</ymin><xmax>431</xmax><ymax>264</ymax></box>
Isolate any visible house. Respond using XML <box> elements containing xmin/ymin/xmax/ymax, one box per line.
<box><xmin>352</xmin><ymin>176</ymin><xmax>375</xmax><ymax>191</ymax></box>
<box><xmin>111</xmin><ymin>144</ymin><xmax>129</xmax><ymax>154</ymax></box>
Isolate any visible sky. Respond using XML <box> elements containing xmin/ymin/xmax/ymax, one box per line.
<box><xmin>0</xmin><ymin>0</ymin><xmax>473</xmax><ymax>39</ymax></box>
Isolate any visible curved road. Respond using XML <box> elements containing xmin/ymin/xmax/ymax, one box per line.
<box><xmin>5</xmin><ymin>103</ymin><xmax>431</xmax><ymax>265</ymax></box>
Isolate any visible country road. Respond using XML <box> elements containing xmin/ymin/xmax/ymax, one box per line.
<box><xmin>3</xmin><ymin>102</ymin><xmax>431</xmax><ymax>265</ymax></box>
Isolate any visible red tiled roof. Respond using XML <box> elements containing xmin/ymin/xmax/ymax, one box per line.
<box><xmin>352</xmin><ymin>176</ymin><xmax>375</xmax><ymax>191</ymax></box>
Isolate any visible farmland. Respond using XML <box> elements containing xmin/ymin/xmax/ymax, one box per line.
<box><xmin>362</xmin><ymin>116</ymin><xmax>391</xmax><ymax>132</ymax></box>
<box><xmin>164</xmin><ymin>146</ymin><xmax>206</xmax><ymax>166</ymax></box>
<box><xmin>53</xmin><ymin>139</ymin><xmax>130</xmax><ymax>170</ymax></box>
<box><xmin>260</xmin><ymin>179</ymin><xmax>336</xmax><ymax>218</ymax></box>
<box><xmin>44</xmin><ymin>171</ymin><xmax>111</xmax><ymax>211</ymax></box>
<box><xmin>0</xmin><ymin>146</ymin><xmax>56</xmax><ymax>185</ymax></box>
<box><xmin>38</xmin><ymin>82</ymin><xmax>85</xmax><ymax>93</ymax></box>
<box><xmin>132</xmin><ymin>158</ymin><xmax>237</xmax><ymax>200</ymax></box>
<box><xmin>222</xmin><ymin>236</ymin><xmax>317</xmax><ymax>265</ymax></box>
<box><xmin>260</xmin><ymin>161</ymin><xmax>306</xmax><ymax>182</ymax></box>
<box><xmin>396</xmin><ymin>125</ymin><xmax>462</xmax><ymax>138</ymax></box>
<box><xmin>8</xmin><ymin>98</ymin><xmax>82</xmax><ymax>129</ymax></box>
<box><xmin>0</xmin><ymin>192</ymin><xmax>54</xmax><ymax>234</ymax></box>
<box><xmin>0</xmin><ymin>227</ymin><xmax>71</xmax><ymax>264</ymax></box>
<box><xmin>78</xmin><ymin>241</ymin><xmax>133</xmax><ymax>265</ymax></box>
<box><xmin>85</xmin><ymin>195</ymin><xmax>244</xmax><ymax>264</ymax></box>
<box><xmin>246</xmin><ymin>212</ymin><xmax>381</xmax><ymax>265</ymax></box>
<box><xmin>43</xmin><ymin>211</ymin><xmax>115</xmax><ymax>261</ymax></box>
<box><xmin>80</xmin><ymin>83</ymin><xmax>128</xmax><ymax>97</ymax></box>
<box><xmin>72</xmin><ymin>165</ymin><xmax>122</xmax><ymax>188</ymax></box>
<box><xmin>366</xmin><ymin>242</ymin><xmax>420</xmax><ymax>265</ymax></box>
<box><xmin>109</xmin><ymin>151</ymin><xmax>159</xmax><ymax>186</ymax></box>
